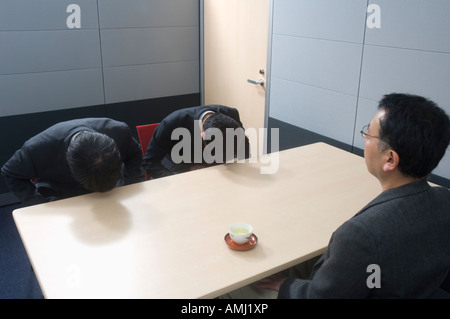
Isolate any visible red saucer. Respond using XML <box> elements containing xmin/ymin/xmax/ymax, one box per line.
<box><xmin>224</xmin><ymin>233</ymin><xmax>258</xmax><ymax>251</ymax></box>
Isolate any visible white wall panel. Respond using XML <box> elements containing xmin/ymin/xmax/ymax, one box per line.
<box><xmin>359</xmin><ymin>45</ymin><xmax>450</xmax><ymax>108</ymax></box>
<box><xmin>103</xmin><ymin>61</ymin><xmax>199</xmax><ymax>104</ymax></box>
<box><xmin>273</xmin><ymin>0</ymin><xmax>367</xmax><ymax>43</ymax></box>
<box><xmin>434</xmin><ymin>150</ymin><xmax>450</xmax><ymax>181</ymax></box>
<box><xmin>0</xmin><ymin>0</ymin><xmax>98</xmax><ymax>30</ymax></box>
<box><xmin>270</xmin><ymin>0</ymin><xmax>450</xmax><ymax>181</ymax></box>
<box><xmin>98</xmin><ymin>0</ymin><xmax>199</xmax><ymax>106</ymax></box>
<box><xmin>0</xmin><ymin>30</ymin><xmax>101</xmax><ymax>75</ymax></box>
<box><xmin>0</xmin><ymin>69</ymin><xmax>104</xmax><ymax>117</ymax></box>
<box><xmin>0</xmin><ymin>0</ymin><xmax>200</xmax><ymax>116</ymax></box>
<box><xmin>98</xmin><ymin>0</ymin><xmax>199</xmax><ymax>28</ymax></box>
<box><xmin>272</xmin><ymin>35</ymin><xmax>362</xmax><ymax>96</ymax></box>
<box><xmin>270</xmin><ymin>0</ymin><xmax>365</xmax><ymax>144</ymax></box>
<box><xmin>101</xmin><ymin>27</ymin><xmax>199</xmax><ymax>67</ymax></box>
<box><xmin>365</xmin><ymin>0</ymin><xmax>450</xmax><ymax>53</ymax></box>
<box><xmin>353</xmin><ymin>97</ymin><xmax>379</xmax><ymax>150</ymax></box>
<box><xmin>270</xmin><ymin>78</ymin><xmax>357</xmax><ymax>145</ymax></box>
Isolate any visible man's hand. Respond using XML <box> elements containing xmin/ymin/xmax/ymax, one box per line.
<box><xmin>252</xmin><ymin>272</ymin><xmax>288</xmax><ymax>292</ymax></box>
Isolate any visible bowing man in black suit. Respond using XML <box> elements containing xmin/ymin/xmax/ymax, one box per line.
<box><xmin>142</xmin><ymin>105</ymin><xmax>250</xmax><ymax>179</ymax></box>
<box><xmin>1</xmin><ymin>118</ymin><xmax>142</xmax><ymax>205</ymax></box>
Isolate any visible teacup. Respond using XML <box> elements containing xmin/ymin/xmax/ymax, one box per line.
<box><xmin>229</xmin><ymin>223</ymin><xmax>253</xmax><ymax>245</ymax></box>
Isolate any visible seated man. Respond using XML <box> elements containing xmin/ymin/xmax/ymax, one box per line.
<box><xmin>1</xmin><ymin>118</ymin><xmax>142</xmax><ymax>206</ymax></box>
<box><xmin>242</xmin><ymin>93</ymin><xmax>450</xmax><ymax>298</ymax></box>
<box><xmin>142</xmin><ymin>105</ymin><xmax>250</xmax><ymax>179</ymax></box>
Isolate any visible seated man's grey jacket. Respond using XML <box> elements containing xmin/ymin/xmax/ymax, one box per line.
<box><xmin>279</xmin><ymin>180</ymin><xmax>450</xmax><ymax>298</ymax></box>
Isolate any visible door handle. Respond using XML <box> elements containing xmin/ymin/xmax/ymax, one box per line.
<box><xmin>247</xmin><ymin>79</ymin><xmax>264</xmax><ymax>86</ymax></box>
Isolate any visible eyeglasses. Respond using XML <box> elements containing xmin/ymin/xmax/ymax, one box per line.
<box><xmin>360</xmin><ymin>124</ymin><xmax>390</xmax><ymax>146</ymax></box>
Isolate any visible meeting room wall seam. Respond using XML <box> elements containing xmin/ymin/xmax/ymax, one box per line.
<box><xmin>350</xmin><ymin>0</ymin><xmax>370</xmax><ymax>152</ymax></box>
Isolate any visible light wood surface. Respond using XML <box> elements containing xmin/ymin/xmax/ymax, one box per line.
<box><xmin>13</xmin><ymin>143</ymin><xmax>382</xmax><ymax>299</ymax></box>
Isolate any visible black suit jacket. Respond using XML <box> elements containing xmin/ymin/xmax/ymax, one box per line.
<box><xmin>1</xmin><ymin>118</ymin><xmax>142</xmax><ymax>205</ymax></box>
<box><xmin>142</xmin><ymin>105</ymin><xmax>248</xmax><ymax>178</ymax></box>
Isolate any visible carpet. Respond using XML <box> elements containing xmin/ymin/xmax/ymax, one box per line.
<box><xmin>0</xmin><ymin>203</ymin><xmax>43</xmax><ymax>299</ymax></box>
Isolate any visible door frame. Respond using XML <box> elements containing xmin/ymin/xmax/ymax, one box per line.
<box><xmin>199</xmin><ymin>0</ymin><xmax>274</xmax><ymax>131</ymax></box>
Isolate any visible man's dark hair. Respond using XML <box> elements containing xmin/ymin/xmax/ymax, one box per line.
<box><xmin>66</xmin><ymin>131</ymin><xmax>122</xmax><ymax>192</ymax></box>
<box><xmin>203</xmin><ymin>113</ymin><xmax>241</xmax><ymax>133</ymax></box>
<box><xmin>378</xmin><ymin>93</ymin><xmax>450</xmax><ymax>178</ymax></box>
<box><xmin>203</xmin><ymin>113</ymin><xmax>250</xmax><ymax>162</ymax></box>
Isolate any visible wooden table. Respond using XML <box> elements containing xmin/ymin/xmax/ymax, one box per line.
<box><xmin>13</xmin><ymin>143</ymin><xmax>381</xmax><ymax>298</ymax></box>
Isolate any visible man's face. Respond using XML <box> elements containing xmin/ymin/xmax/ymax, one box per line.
<box><xmin>363</xmin><ymin>109</ymin><xmax>387</xmax><ymax>178</ymax></box>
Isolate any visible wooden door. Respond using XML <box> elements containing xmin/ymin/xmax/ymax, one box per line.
<box><xmin>203</xmin><ymin>0</ymin><xmax>269</xmax><ymax>133</ymax></box>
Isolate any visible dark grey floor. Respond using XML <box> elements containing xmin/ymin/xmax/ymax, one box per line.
<box><xmin>0</xmin><ymin>202</ymin><xmax>43</xmax><ymax>299</ymax></box>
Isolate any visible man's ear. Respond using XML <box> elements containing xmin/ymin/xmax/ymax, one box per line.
<box><xmin>201</xmin><ymin>131</ymin><xmax>205</xmax><ymax>140</ymax></box>
<box><xmin>383</xmin><ymin>149</ymin><xmax>400</xmax><ymax>172</ymax></box>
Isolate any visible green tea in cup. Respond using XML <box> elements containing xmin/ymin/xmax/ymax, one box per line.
<box><xmin>229</xmin><ymin>223</ymin><xmax>253</xmax><ymax>244</ymax></box>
